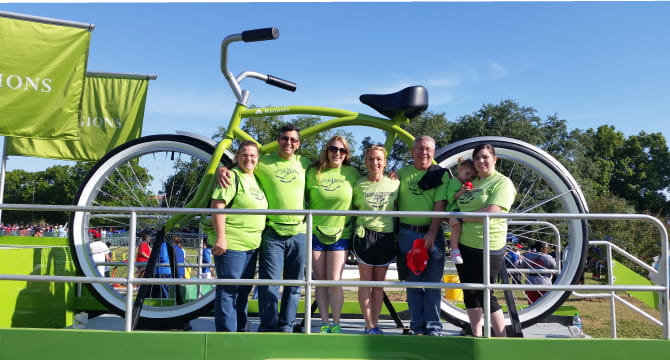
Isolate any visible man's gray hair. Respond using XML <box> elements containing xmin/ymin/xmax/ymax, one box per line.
<box><xmin>413</xmin><ymin>135</ymin><xmax>436</xmax><ymax>148</ymax></box>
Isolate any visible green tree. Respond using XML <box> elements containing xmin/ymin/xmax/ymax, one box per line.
<box><xmin>450</xmin><ymin>100</ymin><xmax>545</xmax><ymax>144</ymax></box>
<box><xmin>2</xmin><ymin>163</ymin><xmax>93</xmax><ymax>225</ymax></box>
<box><xmin>214</xmin><ymin>111</ymin><xmax>355</xmax><ymax>165</ymax></box>
<box><xmin>386</xmin><ymin>111</ymin><xmax>452</xmax><ymax>171</ymax></box>
<box><xmin>611</xmin><ymin>132</ymin><xmax>670</xmax><ymax>213</ymax></box>
<box><xmin>588</xmin><ymin>194</ymin><xmax>664</xmax><ymax>273</ymax></box>
<box><xmin>580</xmin><ymin>126</ymin><xmax>670</xmax><ymax>213</ymax></box>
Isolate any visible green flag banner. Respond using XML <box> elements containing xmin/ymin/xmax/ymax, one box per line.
<box><xmin>5</xmin><ymin>74</ymin><xmax>150</xmax><ymax>161</ymax></box>
<box><xmin>0</xmin><ymin>12</ymin><xmax>92</xmax><ymax>140</ymax></box>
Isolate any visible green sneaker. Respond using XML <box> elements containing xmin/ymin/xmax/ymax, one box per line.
<box><xmin>330</xmin><ymin>324</ymin><xmax>342</xmax><ymax>333</ymax></box>
<box><xmin>320</xmin><ymin>324</ymin><xmax>331</xmax><ymax>333</ymax></box>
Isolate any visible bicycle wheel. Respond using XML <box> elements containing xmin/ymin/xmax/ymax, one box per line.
<box><xmin>435</xmin><ymin>136</ymin><xmax>589</xmax><ymax>328</ymax></box>
<box><xmin>70</xmin><ymin>134</ymin><xmax>232</xmax><ymax>322</ymax></box>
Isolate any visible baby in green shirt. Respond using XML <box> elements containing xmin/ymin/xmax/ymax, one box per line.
<box><xmin>445</xmin><ymin>157</ymin><xmax>477</xmax><ymax>264</ymax></box>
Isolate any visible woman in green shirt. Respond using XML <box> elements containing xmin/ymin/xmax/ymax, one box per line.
<box><xmin>352</xmin><ymin>145</ymin><xmax>399</xmax><ymax>334</ymax></box>
<box><xmin>306</xmin><ymin>135</ymin><xmax>360</xmax><ymax>333</ymax></box>
<box><xmin>210</xmin><ymin>141</ymin><xmax>268</xmax><ymax>332</ymax></box>
<box><xmin>452</xmin><ymin>143</ymin><xmax>516</xmax><ymax>337</ymax></box>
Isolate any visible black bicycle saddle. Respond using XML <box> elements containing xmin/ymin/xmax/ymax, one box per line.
<box><xmin>359</xmin><ymin>85</ymin><xmax>428</xmax><ymax>119</ymax></box>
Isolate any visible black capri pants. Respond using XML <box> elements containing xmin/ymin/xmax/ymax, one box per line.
<box><xmin>455</xmin><ymin>244</ymin><xmax>505</xmax><ymax>312</ymax></box>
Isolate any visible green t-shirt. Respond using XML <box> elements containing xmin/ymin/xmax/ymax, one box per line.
<box><xmin>457</xmin><ymin>170</ymin><xmax>516</xmax><ymax>251</ymax></box>
<box><xmin>446</xmin><ymin>177</ymin><xmax>463</xmax><ymax>212</ymax></box>
<box><xmin>397</xmin><ymin>165</ymin><xmax>449</xmax><ymax>226</ymax></box>
<box><xmin>209</xmin><ymin>167</ymin><xmax>268</xmax><ymax>251</ymax></box>
<box><xmin>255</xmin><ymin>152</ymin><xmax>311</xmax><ymax>236</ymax></box>
<box><xmin>306</xmin><ymin>165</ymin><xmax>360</xmax><ymax>244</ymax></box>
<box><xmin>353</xmin><ymin>176</ymin><xmax>399</xmax><ymax>233</ymax></box>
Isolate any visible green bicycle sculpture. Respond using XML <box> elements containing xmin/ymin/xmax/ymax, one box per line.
<box><xmin>69</xmin><ymin>27</ymin><xmax>588</xmax><ymax>330</ymax></box>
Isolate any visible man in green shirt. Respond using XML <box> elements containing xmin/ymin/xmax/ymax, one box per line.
<box><xmin>396</xmin><ymin>135</ymin><xmax>447</xmax><ymax>336</ymax></box>
<box><xmin>218</xmin><ymin>124</ymin><xmax>310</xmax><ymax>332</ymax></box>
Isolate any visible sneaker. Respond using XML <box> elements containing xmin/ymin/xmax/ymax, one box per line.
<box><xmin>320</xmin><ymin>324</ymin><xmax>331</xmax><ymax>333</ymax></box>
<box><xmin>371</xmin><ymin>327</ymin><xmax>384</xmax><ymax>334</ymax></box>
<box><xmin>330</xmin><ymin>324</ymin><xmax>342</xmax><ymax>333</ymax></box>
<box><xmin>451</xmin><ymin>249</ymin><xmax>464</xmax><ymax>264</ymax></box>
<box><xmin>364</xmin><ymin>326</ymin><xmax>384</xmax><ymax>335</ymax></box>
<box><xmin>427</xmin><ymin>330</ymin><xmax>442</xmax><ymax>336</ymax></box>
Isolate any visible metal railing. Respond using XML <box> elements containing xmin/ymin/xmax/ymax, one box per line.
<box><xmin>0</xmin><ymin>203</ymin><xmax>668</xmax><ymax>338</ymax></box>
<box><xmin>572</xmin><ymin>240</ymin><xmax>666</xmax><ymax>338</ymax></box>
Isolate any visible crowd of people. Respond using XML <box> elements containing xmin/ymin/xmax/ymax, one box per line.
<box><xmin>206</xmin><ymin>124</ymin><xmax>519</xmax><ymax>337</ymax></box>
<box><xmin>0</xmin><ymin>223</ymin><xmax>68</xmax><ymax>237</ymax></box>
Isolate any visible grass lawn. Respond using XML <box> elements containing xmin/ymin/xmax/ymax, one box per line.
<box><xmin>564</xmin><ymin>278</ymin><xmax>663</xmax><ymax>339</ymax></box>
<box><xmin>341</xmin><ymin>278</ymin><xmax>664</xmax><ymax>339</ymax></box>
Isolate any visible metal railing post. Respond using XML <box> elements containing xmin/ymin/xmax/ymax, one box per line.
<box><xmin>661</xmin><ymin>234</ymin><xmax>669</xmax><ymax>339</ymax></box>
<box><xmin>304</xmin><ymin>212</ymin><xmax>313</xmax><ymax>334</ymax></box>
<box><xmin>124</xmin><ymin>211</ymin><xmax>138</xmax><ymax>332</ymax></box>
<box><xmin>482</xmin><ymin>215</ymin><xmax>491</xmax><ymax>338</ymax></box>
<box><xmin>606</xmin><ymin>243</ymin><xmax>617</xmax><ymax>338</ymax></box>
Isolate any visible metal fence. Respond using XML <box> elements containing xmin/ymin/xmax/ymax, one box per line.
<box><xmin>0</xmin><ymin>203</ymin><xmax>668</xmax><ymax>338</ymax></box>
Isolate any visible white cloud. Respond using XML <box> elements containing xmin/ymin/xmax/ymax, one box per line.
<box><xmin>488</xmin><ymin>61</ymin><xmax>508</xmax><ymax>80</ymax></box>
<box><xmin>426</xmin><ymin>75</ymin><xmax>462</xmax><ymax>88</ymax></box>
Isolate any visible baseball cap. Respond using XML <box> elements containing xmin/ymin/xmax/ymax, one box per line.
<box><xmin>406</xmin><ymin>238</ymin><xmax>429</xmax><ymax>275</ymax></box>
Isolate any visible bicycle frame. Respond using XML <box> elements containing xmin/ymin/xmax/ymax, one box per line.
<box><xmin>164</xmin><ymin>103</ymin><xmax>416</xmax><ymax>232</ymax></box>
<box><xmin>163</xmin><ymin>26</ymin><xmax>422</xmax><ymax>232</ymax></box>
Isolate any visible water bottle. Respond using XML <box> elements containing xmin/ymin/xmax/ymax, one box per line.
<box><xmin>572</xmin><ymin>313</ymin><xmax>583</xmax><ymax>337</ymax></box>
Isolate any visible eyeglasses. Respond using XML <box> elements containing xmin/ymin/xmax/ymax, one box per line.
<box><xmin>328</xmin><ymin>145</ymin><xmax>348</xmax><ymax>155</ymax></box>
<box><xmin>279</xmin><ymin>136</ymin><xmax>299</xmax><ymax>143</ymax></box>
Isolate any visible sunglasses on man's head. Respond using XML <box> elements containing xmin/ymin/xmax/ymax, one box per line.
<box><xmin>328</xmin><ymin>145</ymin><xmax>347</xmax><ymax>155</ymax></box>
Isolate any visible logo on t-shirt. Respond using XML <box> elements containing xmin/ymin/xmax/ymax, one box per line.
<box><xmin>276</xmin><ymin>168</ymin><xmax>299</xmax><ymax>183</ymax></box>
<box><xmin>457</xmin><ymin>188</ymin><xmax>478</xmax><ymax>205</ymax></box>
<box><xmin>408</xmin><ymin>181</ymin><xmax>424</xmax><ymax>195</ymax></box>
<box><xmin>249</xmin><ymin>188</ymin><xmax>266</xmax><ymax>201</ymax></box>
<box><xmin>319</xmin><ymin>177</ymin><xmax>345</xmax><ymax>192</ymax></box>
<box><xmin>365</xmin><ymin>191</ymin><xmax>392</xmax><ymax>209</ymax></box>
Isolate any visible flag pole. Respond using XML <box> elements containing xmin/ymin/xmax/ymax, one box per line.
<box><xmin>0</xmin><ymin>137</ymin><xmax>7</xmax><ymax>224</ymax></box>
<box><xmin>87</xmin><ymin>72</ymin><xmax>158</xmax><ymax>80</ymax></box>
<box><xmin>0</xmin><ymin>10</ymin><xmax>94</xmax><ymax>30</ymax></box>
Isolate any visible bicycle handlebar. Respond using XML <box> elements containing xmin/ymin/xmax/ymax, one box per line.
<box><xmin>241</xmin><ymin>27</ymin><xmax>279</xmax><ymax>42</ymax></box>
<box><xmin>221</xmin><ymin>26</ymin><xmax>297</xmax><ymax>103</ymax></box>
<box><xmin>267</xmin><ymin>74</ymin><xmax>297</xmax><ymax>92</ymax></box>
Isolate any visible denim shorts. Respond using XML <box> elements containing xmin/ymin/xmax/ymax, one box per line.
<box><xmin>312</xmin><ymin>235</ymin><xmax>350</xmax><ymax>251</ymax></box>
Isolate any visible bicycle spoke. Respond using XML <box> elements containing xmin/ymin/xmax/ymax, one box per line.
<box><xmin>437</xmin><ymin>136</ymin><xmax>588</xmax><ymax>328</ymax></box>
<box><xmin>70</xmin><ymin>135</ymin><xmax>229</xmax><ymax>321</ymax></box>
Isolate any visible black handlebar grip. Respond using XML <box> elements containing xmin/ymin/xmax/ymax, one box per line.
<box><xmin>241</xmin><ymin>27</ymin><xmax>279</xmax><ymax>42</ymax></box>
<box><xmin>266</xmin><ymin>75</ymin><xmax>297</xmax><ymax>92</ymax></box>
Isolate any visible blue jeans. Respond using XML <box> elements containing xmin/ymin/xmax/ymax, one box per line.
<box><xmin>257</xmin><ymin>227</ymin><xmax>306</xmax><ymax>332</ymax></box>
<box><xmin>397</xmin><ymin>227</ymin><xmax>445</xmax><ymax>335</ymax></box>
<box><xmin>214</xmin><ymin>249</ymin><xmax>258</xmax><ymax>332</ymax></box>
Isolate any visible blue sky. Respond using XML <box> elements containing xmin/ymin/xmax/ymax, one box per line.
<box><xmin>2</xmin><ymin>2</ymin><xmax>669</xmax><ymax>172</ymax></box>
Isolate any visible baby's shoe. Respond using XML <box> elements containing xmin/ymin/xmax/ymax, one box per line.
<box><xmin>451</xmin><ymin>248</ymin><xmax>464</xmax><ymax>265</ymax></box>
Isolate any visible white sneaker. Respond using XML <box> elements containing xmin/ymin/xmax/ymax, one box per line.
<box><xmin>451</xmin><ymin>249</ymin><xmax>464</xmax><ymax>264</ymax></box>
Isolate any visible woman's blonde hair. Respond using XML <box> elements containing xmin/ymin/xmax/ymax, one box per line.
<box><xmin>311</xmin><ymin>135</ymin><xmax>352</xmax><ymax>176</ymax></box>
<box><xmin>364</xmin><ymin>145</ymin><xmax>388</xmax><ymax>172</ymax></box>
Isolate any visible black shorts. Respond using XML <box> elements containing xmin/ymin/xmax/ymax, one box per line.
<box><xmin>455</xmin><ymin>244</ymin><xmax>505</xmax><ymax>312</ymax></box>
<box><xmin>352</xmin><ymin>229</ymin><xmax>396</xmax><ymax>266</ymax></box>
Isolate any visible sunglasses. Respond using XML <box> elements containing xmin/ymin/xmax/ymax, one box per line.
<box><xmin>279</xmin><ymin>136</ymin><xmax>299</xmax><ymax>143</ymax></box>
<box><xmin>328</xmin><ymin>145</ymin><xmax>348</xmax><ymax>155</ymax></box>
